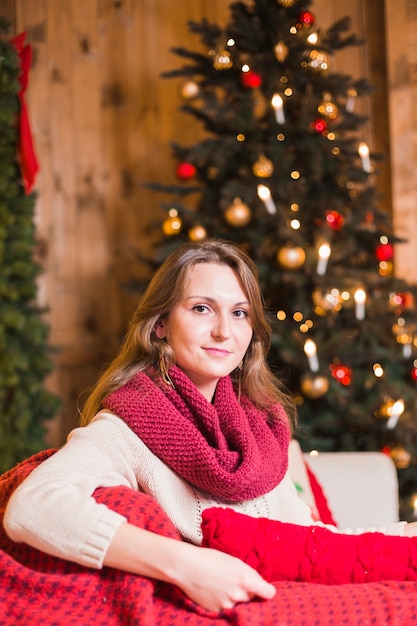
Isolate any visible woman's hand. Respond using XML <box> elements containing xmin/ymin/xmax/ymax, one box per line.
<box><xmin>105</xmin><ymin>522</ymin><xmax>275</xmax><ymax>612</ymax></box>
<box><xmin>176</xmin><ymin>543</ymin><xmax>276</xmax><ymax>612</ymax></box>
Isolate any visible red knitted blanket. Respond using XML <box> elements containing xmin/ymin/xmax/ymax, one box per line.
<box><xmin>2</xmin><ymin>451</ymin><xmax>417</xmax><ymax>625</ymax></box>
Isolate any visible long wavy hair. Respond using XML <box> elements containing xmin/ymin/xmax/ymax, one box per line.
<box><xmin>80</xmin><ymin>239</ymin><xmax>296</xmax><ymax>426</ymax></box>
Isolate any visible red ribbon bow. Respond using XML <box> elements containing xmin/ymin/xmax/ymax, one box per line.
<box><xmin>10</xmin><ymin>32</ymin><xmax>39</xmax><ymax>195</ymax></box>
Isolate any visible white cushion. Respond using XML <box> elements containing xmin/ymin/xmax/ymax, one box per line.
<box><xmin>304</xmin><ymin>451</ymin><xmax>399</xmax><ymax>528</ymax></box>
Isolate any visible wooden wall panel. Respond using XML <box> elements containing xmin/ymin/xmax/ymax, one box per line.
<box><xmin>0</xmin><ymin>0</ymin><xmax>16</xmax><ymax>30</ymax></box>
<box><xmin>5</xmin><ymin>0</ymin><xmax>399</xmax><ymax>443</ymax></box>
<box><xmin>313</xmin><ymin>0</ymin><xmax>392</xmax><ymax>214</ymax></box>
<box><xmin>384</xmin><ymin>0</ymin><xmax>417</xmax><ymax>282</ymax></box>
<box><xmin>11</xmin><ymin>0</ymin><xmax>233</xmax><ymax>442</ymax></box>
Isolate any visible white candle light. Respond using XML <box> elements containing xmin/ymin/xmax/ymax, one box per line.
<box><xmin>386</xmin><ymin>399</ymin><xmax>405</xmax><ymax>430</ymax></box>
<box><xmin>403</xmin><ymin>341</ymin><xmax>412</xmax><ymax>358</ymax></box>
<box><xmin>346</xmin><ymin>88</ymin><xmax>357</xmax><ymax>112</ymax></box>
<box><xmin>304</xmin><ymin>339</ymin><xmax>319</xmax><ymax>372</ymax></box>
<box><xmin>354</xmin><ymin>288</ymin><xmax>366</xmax><ymax>320</ymax></box>
<box><xmin>271</xmin><ymin>93</ymin><xmax>285</xmax><ymax>124</ymax></box>
<box><xmin>358</xmin><ymin>142</ymin><xmax>371</xmax><ymax>172</ymax></box>
<box><xmin>257</xmin><ymin>184</ymin><xmax>277</xmax><ymax>214</ymax></box>
<box><xmin>316</xmin><ymin>243</ymin><xmax>331</xmax><ymax>276</ymax></box>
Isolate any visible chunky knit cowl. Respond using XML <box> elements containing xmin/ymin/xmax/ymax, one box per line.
<box><xmin>102</xmin><ymin>365</ymin><xmax>290</xmax><ymax>502</ymax></box>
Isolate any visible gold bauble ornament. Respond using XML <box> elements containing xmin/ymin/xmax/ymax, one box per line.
<box><xmin>300</xmin><ymin>374</ymin><xmax>329</xmax><ymax>398</ymax></box>
<box><xmin>277</xmin><ymin>246</ymin><xmax>306</xmax><ymax>269</ymax></box>
<box><xmin>180</xmin><ymin>80</ymin><xmax>199</xmax><ymax>100</ymax></box>
<box><xmin>188</xmin><ymin>224</ymin><xmax>207</xmax><ymax>242</ymax></box>
<box><xmin>277</xmin><ymin>0</ymin><xmax>295</xmax><ymax>6</ymax></box>
<box><xmin>252</xmin><ymin>154</ymin><xmax>274</xmax><ymax>178</ymax></box>
<box><xmin>274</xmin><ymin>40</ymin><xmax>289</xmax><ymax>62</ymax></box>
<box><xmin>390</xmin><ymin>446</ymin><xmax>411</xmax><ymax>470</ymax></box>
<box><xmin>213</xmin><ymin>48</ymin><xmax>233</xmax><ymax>70</ymax></box>
<box><xmin>224</xmin><ymin>198</ymin><xmax>252</xmax><ymax>227</ymax></box>
<box><xmin>162</xmin><ymin>215</ymin><xmax>182</xmax><ymax>236</ymax></box>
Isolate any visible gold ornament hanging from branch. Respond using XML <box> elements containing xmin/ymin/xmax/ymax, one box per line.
<box><xmin>277</xmin><ymin>0</ymin><xmax>295</xmax><ymax>6</ymax></box>
<box><xmin>390</xmin><ymin>446</ymin><xmax>411</xmax><ymax>470</ymax></box>
<box><xmin>162</xmin><ymin>211</ymin><xmax>183</xmax><ymax>236</ymax></box>
<box><xmin>252</xmin><ymin>154</ymin><xmax>274</xmax><ymax>178</ymax></box>
<box><xmin>277</xmin><ymin>245</ymin><xmax>306</xmax><ymax>269</ymax></box>
<box><xmin>274</xmin><ymin>41</ymin><xmax>289</xmax><ymax>62</ymax></box>
<box><xmin>300</xmin><ymin>373</ymin><xmax>329</xmax><ymax>398</ymax></box>
<box><xmin>180</xmin><ymin>80</ymin><xmax>199</xmax><ymax>100</ymax></box>
<box><xmin>224</xmin><ymin>198</ymin><xmax>252</xmax><ymax>227</ymax></box>
<box><xmin>188</xmin><ymin>224</ymin><xmax>208</xmax><ymax>242</ymax></box>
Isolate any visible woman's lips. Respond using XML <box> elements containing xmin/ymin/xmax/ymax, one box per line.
<box><xmin>203</xmin><ymin>347</ymin><xmax>231</xmax><ymax>357</ymax></box>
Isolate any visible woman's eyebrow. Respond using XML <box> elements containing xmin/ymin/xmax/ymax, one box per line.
<box><xmin>184</xmin><ymin>295</ymin><xmax>250</xmax><ymax>306</ymax></box>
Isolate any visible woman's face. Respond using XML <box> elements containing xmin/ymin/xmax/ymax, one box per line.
<box><xmin>156</xmin><ymin>262</ymin><xmax>253</xmax><ymax>401</ymax></box>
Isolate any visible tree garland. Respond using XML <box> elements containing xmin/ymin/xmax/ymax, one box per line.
<box><xmin>0</xmin><ymin>20</ymin><xmax>60</xmax><ymax>472</ymax></box>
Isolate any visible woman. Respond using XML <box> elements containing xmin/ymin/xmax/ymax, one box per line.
<box><xmin>4</xmin><ymin>239</ymin><xmax>417</xmax><ymax>612</ymax></box>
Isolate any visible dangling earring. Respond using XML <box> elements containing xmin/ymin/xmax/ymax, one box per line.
<box><xmin>159</xmin><ymin>351</ymin><xmax>175</xmax><ymax>388</ymax></box>
<box><xmin>237</xmin><ymin>360</ymin><xmax>243</xmax><ymax>402</ymax></box>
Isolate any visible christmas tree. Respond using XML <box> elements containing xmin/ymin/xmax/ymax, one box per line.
<box><xmin>147</xmin><ymin>0</ymin><xmax>417</xmax><ymax>519</ymax></box>
<box><xmin>0</xmin><ymin>21</ymin><xmax>60</xmax><ymax>472</ymax></box>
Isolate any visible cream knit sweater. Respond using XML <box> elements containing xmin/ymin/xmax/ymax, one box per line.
<box><xmin>4</xmin><ymin>411</ymin><xmax>405</xmax><ymax>570</ymax></box>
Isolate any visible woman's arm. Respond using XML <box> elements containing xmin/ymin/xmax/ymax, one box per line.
<box><xmin>4</xmin><ymin>416</ymin><xmax>139</xmax><ymax>567</ymax></box>
<box><xmin>105</xmin><ymin>522</ymin><xmax>276</xmax><ymax>611</ymax></box>
<box><xmin>3</xmin><ymin>414</ymin><xmax>275</xmax><ymax>610</ymax></box>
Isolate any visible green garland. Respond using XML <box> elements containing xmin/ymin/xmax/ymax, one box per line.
<box><xmin>0</xmin><ymin>20</ymin><xmax>60</xmax><ymax>472</ymax></box>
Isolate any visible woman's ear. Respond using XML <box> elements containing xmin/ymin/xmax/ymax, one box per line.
<box><xmin>154</xmin><ymin>319</ymin><xmax>166</xmax><ymax>339</ymax></box>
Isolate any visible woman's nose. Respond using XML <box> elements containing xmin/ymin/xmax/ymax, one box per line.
<box><xmin>212</xmin><ymin>314</ymin><xmax>231</xmax><ymax>339</ymax></box>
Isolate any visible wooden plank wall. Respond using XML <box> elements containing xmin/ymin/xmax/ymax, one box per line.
<box><xmin>3</xmin><ymin>0</ymin><xmax>399</xmax><ymax>444</ymax></box>
<box><xmin>384</xmin><ymin>0</ymin><xmax>417</xmax><ymax>282</ymax></box>
<box><xmin>11</xmin><ymin>0</ymin><xmax>232</xmax><ymax>443</ymax></box>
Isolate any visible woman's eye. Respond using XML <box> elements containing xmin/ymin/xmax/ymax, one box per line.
<box><xmin>233</xmin><ymin>309</ymin><xmax>249</xmax><ymax>318</ymax></box>
<box><xmin>192</xmin><ymin>304</ymin><xmax>210</xmax><ymax>314</ymax></box>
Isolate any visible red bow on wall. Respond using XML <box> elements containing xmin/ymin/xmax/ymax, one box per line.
<box><xmin>10</xmin><ymin>32</ymin><xmax>39</xmax><ymax>195</ymax></box>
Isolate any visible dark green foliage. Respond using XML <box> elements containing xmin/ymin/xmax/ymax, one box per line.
<box><xmin>0</xmin><ymin>20</ymin><xmax>60</xmax><ymax>472</ymax></box>
<box><xmin>148</xmin><ymin>1</ymin><xmax>417</xmax><ymax>518</ymax></box>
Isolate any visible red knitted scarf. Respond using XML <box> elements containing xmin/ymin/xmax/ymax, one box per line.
<box><xmin>102</xmin><ymin>365</ymin><xmax>290</xmax><ymax>502</ymax></box>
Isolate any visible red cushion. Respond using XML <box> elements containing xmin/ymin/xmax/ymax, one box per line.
<box><xmin>201</xmin><ymin>506</ymin><xmax>417</xmax><ymax>584</ymax></box>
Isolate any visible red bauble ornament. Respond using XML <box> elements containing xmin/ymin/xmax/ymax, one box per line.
<box><xmin>391</xmin><ymin>291</ymin><xmax>414</xmax><ymax>309</ymax></box>
<box><xmin>330</xmin><ymin>363</ymin><xmax>352</xmax><ymax>386</ymax></box>
<box><xmin>375</xmin><ymin>242</ymin><xmax>394</xmax><ymax>262</ymax></box>
<box><xmin>310</xmin><ymin>118</ymin><xmax>327</xmax><ymax>134</ymax></box>
<box><xmin>298</xmin><ymin>10</ymin><xmax>315</xmax><ymax>27</ymax></box>
<box><xmin>411</xmin><ymin>367</ymin><xmax>417</xmax><ymax>381</ymax></box>
<box><xmin>240</xmin><ymin>70</ymin><xmax>262</xmax><ymax>89</ymax></box>
<box><xmin>325</xmin><ymin>210</ymin><xmax>345</xmax><ymax>230</ymax></box>
<box><xmin>176</xmin><ymin>161</ymin><xmax>197</xmax><ymax>180</ymax></box>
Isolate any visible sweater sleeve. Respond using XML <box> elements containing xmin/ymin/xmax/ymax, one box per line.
<box><xmin>3</xmin><ymin>414</ymin><xmax>144</xmax><ymax>569</ymax></box>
